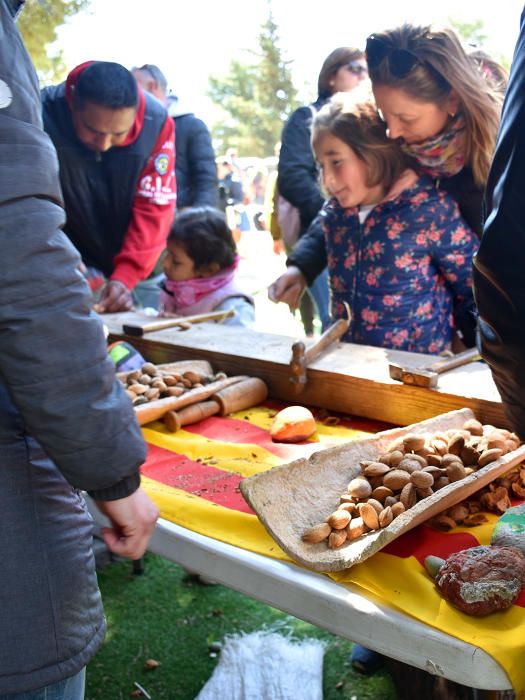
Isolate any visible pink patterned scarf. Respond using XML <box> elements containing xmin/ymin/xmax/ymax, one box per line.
<box><xmin>161</xmin><ymin>256</ymin><xmax>239</xmax><ymax>311</ymax></box>
<box><xmin>401</xmin><ymin>114</ymin><xmax>466</xmax><ymax>179</ymax></box>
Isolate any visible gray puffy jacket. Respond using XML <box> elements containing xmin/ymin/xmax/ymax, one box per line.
<box><xmin>0</xmin><ymin>2</ymin><xmax>147</xmax><ymax>693</ymax></box>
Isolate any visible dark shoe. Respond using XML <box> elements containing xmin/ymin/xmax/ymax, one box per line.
<box><xmin>350</xmin><ymin>645</ymin><xmax>384</xmax><ymax>674</ymax></box>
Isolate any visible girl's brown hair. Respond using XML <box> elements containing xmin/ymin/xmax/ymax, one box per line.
<box><xmin>367</xmin><ymin>24</ymin><xmax>502</xmax><ymax>188</ymax></box>
<box><xmin>317</xmin><ymin>47</ymin><xmax>365</xmax><ymax>99</ymax></box>
<box><xmin>312</xmin><ymin>94</ymin><xmax>413</xmax><ymax>194</ymax></box>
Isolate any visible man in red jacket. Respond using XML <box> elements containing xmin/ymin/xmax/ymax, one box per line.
<box><xmin>42</xmin><ymin>61</ymin><xmax>176</xmax><ymax>312</ymax></box>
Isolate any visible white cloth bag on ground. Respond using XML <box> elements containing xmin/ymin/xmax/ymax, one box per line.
<box><xmin>195</xmin><ymin>630</ymin><xmax>325</xmax><ymax>700</ymax></box>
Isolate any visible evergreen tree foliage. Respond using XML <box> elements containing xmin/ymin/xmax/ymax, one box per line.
<box><xmin>18</xmin><ymin>0</ymin><xmax>89</xmax><ymax>83</ymax></box>
<box><xmin>208</xmin><ymin>9</ymin><xmax>300</xmax><ymax>156</ymax></box>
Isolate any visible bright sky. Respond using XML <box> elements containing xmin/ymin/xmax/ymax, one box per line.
<box><xmin>55</xmin><ymin>0</ymin><xmax>523</xmax><ymax>121</ymax></box>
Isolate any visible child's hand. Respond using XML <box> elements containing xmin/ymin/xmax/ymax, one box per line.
<box><xmin>268</xmin><ymin>266</ymin><xmax>307</xmax><ymax>310</ymax></box>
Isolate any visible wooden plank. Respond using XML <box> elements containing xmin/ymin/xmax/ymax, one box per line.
<box><xmin>104</xmin><ymin>313</ymin><xmax>506</xmax><ymax>428</ymax></box>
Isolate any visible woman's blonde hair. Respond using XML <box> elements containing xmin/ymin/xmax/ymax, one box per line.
<box><xmin>312</xmin><ymin>94</ymin><xmax>413</xmax><ymax>194</ymax></box>
<box><xmin>367</xmin><ymin>24</ymin><xmax>502</xmax><ymax>188</ymax></box>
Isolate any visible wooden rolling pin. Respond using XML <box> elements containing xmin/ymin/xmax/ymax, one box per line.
<box><xmin>134</xmin><ymin>374</ymin><xmax>248</xmax><ymax>426</ymax></box>
<box><xmin>164</xmin><ymin>377</ymin><xmax>268</xmax><ymax>432</ymax></box>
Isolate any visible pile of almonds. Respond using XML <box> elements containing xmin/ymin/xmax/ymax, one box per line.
<box><xmin>430</xmin><ymin>463</ymin><xmax>525</xmax><ymax>531</ymax></box>
<box><xmin>302</xmin><ymin>418</ymin><xmax>521</xmax><ymax>549</ymax></box>
<box><xmin>120</xmin><ymin>362</ymin><xmax>225</xmax><ymax>407</ymax></box>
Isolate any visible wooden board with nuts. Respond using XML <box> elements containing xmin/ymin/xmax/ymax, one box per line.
<box><xmin>118</xmin><ymin>360</ymin><xmax>248</xmax><ymax>426</ymax></box>
<box><xmin>240</xmin><ymin>408</ymin><xmax>525</xmax><ymax>572</ymax></box>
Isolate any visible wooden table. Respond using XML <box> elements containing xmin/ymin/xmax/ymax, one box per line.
<box><xmin>100</xmin><ymin>313</ymin><xmax>515</xmax><ymax>697</ymax></box>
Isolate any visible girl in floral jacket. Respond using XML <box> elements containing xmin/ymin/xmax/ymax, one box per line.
<box><xmin>270</xmin><ymin>94</ymin><xmax>479</xmax><ymax>354</ymax></box>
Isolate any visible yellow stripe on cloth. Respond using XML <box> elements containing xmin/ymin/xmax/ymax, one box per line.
<box><xmin>139</xmin><ymin>406</ymin><xmax>525</xmax><ymax>696</ymax></box>
<box><xmin>141</xmin><ymin>475</ymin><xmax>292</xmax><ymax>559</ymax></box>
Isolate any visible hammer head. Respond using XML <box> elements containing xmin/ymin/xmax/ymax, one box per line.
<box><xmin>388</xmin><ymin>362</ymin><xmax>438</xmax><ymax>389</ymax></box>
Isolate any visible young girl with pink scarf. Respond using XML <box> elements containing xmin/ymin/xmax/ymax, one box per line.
<box><xmin>160</xmin><ymin>206</ymin><xmax>254</xmax><ymax>326</ymax></box>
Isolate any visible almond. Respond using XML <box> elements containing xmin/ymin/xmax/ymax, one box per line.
<box><xmin>446</xmin><ymin>462</ymin><xmax>467</xmax><ymax>482</ymax></box>
<box><xmin>360</xmin><ymin>503</ymin><xmax>380</xmax><ymax>530</ymax></box>
<box><xmin>478</xmin><ymin>448</ymin><xmax>503</xmax><ymax>467</ymax></box>
<box><xmin>347</xmin><ymin>516</ymin><xmax>367</xmax><ymax>540</ymax></box>
<box><xmin>371</xmin><ymin>485</ymin><xmax>394</xmax><ymax>502</ymax></box>
<box><xmin>400</xmin><ymin>482</ymin><xmax>416</xmax><ymax>509</ymax></box>
<box><xmin>429</xmin><ymin>514</ymin><xmax>456</xmax><ymax>532</ymax></box>
<box><xmin>328</xmin><ymin>529</ymin><xmax>348</xmax><ymax>548</ymax></box>
<box><xmin>388</xmin><ymin>450</ymin><xmax>404</xmax><ymax>468</ymax></box>
<box><xmin>383</xmin><ymin>469</ymin><xmax>411</xmax><ymax>491</ymax></box>
<box><xmin>347</xmin><ymin>478</ymin><xmax>372</xmax><ymax>499</ymax></box>
<box><xmin>378</xmin><ymin>506</ymin><xmax>394</xmax><ymax>528</ymax></box>
<box><xmin>397</xmin><ymin>458</ymin><xmax>423</xmax><ymax>474</ymax></box>
<box><xmin>302</xmin><ymin>522</ymin><xmax>331</xmax><ymax>543</ymax></box>
<box><xmin>447</xmin><ymin>433</ymin><xmax>465</xmax><ymax>455</ymax></box>
<box><xmin>366</xmin><ymin>498</ymin><xmax>384</xmax><ymax>514</ymax></box>
<box><xmin>463</xmin><ymin>418</ymin><xmax>483</xmax><ymax>436</ymax></box>
<box><xmin>403</xmin><ymin>434</ymin><xmax>426</xmax><ymax>452</ymax></box>
<box><xmin>326</xmin><ymin>510</ymin><xmax>351</xmax><ymax>530</ymax></box>
<box><xmin>391</xmin><ymin>502</ymin><xmax>406</xmax><ymax>518</ymax></box>
<box><xmin>410</xmin><ymin>470</ymin><xmax>434</xmax><ymax>489</ymax></box>
<box><xmin>363</xmin><ymin>462</ymin><xmax>390</xmax><ymax>478</ymax></box>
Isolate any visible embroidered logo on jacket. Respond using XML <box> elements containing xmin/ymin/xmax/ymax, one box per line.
<box><xmin>154</xmin><ymin>153</ymin><xmax>170</xmax><ymax>176</ymax></box>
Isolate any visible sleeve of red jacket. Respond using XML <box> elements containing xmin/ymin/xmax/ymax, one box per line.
<box><xmin>111</xmin><ymin>115</ymin><xmax>176</xmax><ymax>290</ymax></box>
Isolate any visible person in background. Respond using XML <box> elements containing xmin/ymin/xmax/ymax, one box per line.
<box><xmin>468</xmin><ymin>48</ymin><xmax>509</xmax><ymax>96</ymax></box>
<box><xmin>269</xmin><ymin>95</ymin><xmax>479</xmax><ymax>354</ymax></box>
<box><xmin>132</xmin><ymin>64</ymin><xmax>218</xmax><ymax>209</ymax></box>
<box><xmin>160</xmin><ymin>206</ymin><xmax>255</xmax><ymax>326</ymax></box>
<box><xmin>278</xmin><ymin>46</ymin><xmax>369</xmax><ymax>336</ymax></box>
<box><xmin>473</xmin><ymin>9</ymin><xmax>525</xmax><ymax>440</ymax></box>
<box><xmin>41</xmin><ymin>61</ymin><xmax>176</xmax><ymax>313</ymax></box>
<box><xmin>0</xmin><ymin>3</ymin><xmax>159</xmax><ymax>698</ymax></box>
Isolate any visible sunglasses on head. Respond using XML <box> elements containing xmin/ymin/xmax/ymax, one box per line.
<box><xmin>365</xmin><ymin>35</ymin><xmax>420</xmax><ymax>78</ymax></box>
<box><xmin>347</xmin><ymin>61</ymin><xmax>368</xmax><ymax>76</ymax></box>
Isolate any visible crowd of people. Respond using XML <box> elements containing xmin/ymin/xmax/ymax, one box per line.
<box><xmin>3</xmin><ymin>0</ymin><xmax>525</xmax><ymax>697</ymax></box>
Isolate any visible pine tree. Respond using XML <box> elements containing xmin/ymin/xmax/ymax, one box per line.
<box><xmin>208</xmin><ymin>8</ymin><xmax>299</xmax><ymax>156</ymax></box>
<box><xmin>18</xmin><ymin>0</ymin><xmax>90</xmax><ymax>83</ymax></box>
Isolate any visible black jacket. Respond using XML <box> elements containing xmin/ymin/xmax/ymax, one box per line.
<box><xmin>473</xmin><ymin>8</ymin><xmax>525</xmax><ymax>438</ymax></box>
<box><xmin>277</xmin><ymin>97</ymin><xmax>326</xmax><ymax>234</ymax></box>
<box><xmin>172</xmin><ymin>111</ymin><xmax>218</xmax><ymax>209</ymax></box>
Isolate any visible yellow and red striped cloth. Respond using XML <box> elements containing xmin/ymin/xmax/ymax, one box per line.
<box><xmin>139</xmin><ymin>401</ymin><xmax>525</xmax><ymax>696</ymax></box>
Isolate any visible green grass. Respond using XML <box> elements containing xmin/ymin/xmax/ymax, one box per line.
<box><xmin>86</xmin><ymin>554</ymin><xmax>399</xmax><ymax>700</ymax></box>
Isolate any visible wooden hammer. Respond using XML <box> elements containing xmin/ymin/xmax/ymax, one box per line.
<box><xmin>388</xmin><ymin>347</ymin><xmax>481</xmax><ymax>389</ymax></box>
<box><xmin>122</xmin><ymin>309</ymin><xmax>235</xmax><ymax>336</ymax></box>
<box><xmin>289</xmin><ymin>303</ymin><xmax>351</xmax><ymax>394</ymax></box>
<box><xmin>164</xmin><ymin>377</ymin><xmax>268</xmax><ymax>432</ymax></box>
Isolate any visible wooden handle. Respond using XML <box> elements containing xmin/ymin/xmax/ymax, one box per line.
<box><xmin>304</xmin><ymin>317</ymin><xmax>350</xmax><ymax>365</ymax></box>
<box><xmin>213</xmin><ymin>377</ymin><xmax>268</xmax><ymax>415</ymax></box>
<box><xmin>164</xmin><ymin>400</ymin><xmax>220</xmax><ymax>432</ymax></box>
<box><xmin>123</xmin><ymin>309</ymin><xmax>235</xmax><ymax>336</ymax></box>
<box><xmin>135</xmin><ymin>375</ymin><xmax>248</xmax><ymax>425</ymax></box>
<box><xmin>427</xmin><ymin>347</ymin><xmax>481</xmax><ymax>374</ymax></box>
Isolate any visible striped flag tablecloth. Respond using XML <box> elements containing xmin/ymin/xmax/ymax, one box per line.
<box><xmin>138</xmin><ymin>401</ymin><xmax>525</xmax><ymax>696</ymax></box>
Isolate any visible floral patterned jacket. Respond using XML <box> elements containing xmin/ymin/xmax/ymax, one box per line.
<box><xmin>323</xmin><ymin>176</ymin><xmax>479</xmax><ymax>353</ymax></box>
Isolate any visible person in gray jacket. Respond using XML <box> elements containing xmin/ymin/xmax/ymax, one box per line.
<box><xmin>0</xmin><ymin>2</ymin><xmax>159</xmax><ymax>698</ymax></box>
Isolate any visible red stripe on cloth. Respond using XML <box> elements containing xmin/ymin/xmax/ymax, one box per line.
<box><xmin>142</xmin><ymin>443</ymin><xmax>254</xmax><ymax>513</ymax></box>
<box><xmin>384</xmin><ymin>524</ymin><xmax>525</xmax><ymax>608</ymax></box>
<box><xmin>181</xmin><ymin>414</ymin><xmax>328</xmax><ymax>460</ymax></box>
<box><xmin>263</xmin><ymin>400</ymin><xmax>394</xmax><ymax>433</ymax></box>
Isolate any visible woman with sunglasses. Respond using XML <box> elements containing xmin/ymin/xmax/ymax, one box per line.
<box><xmin>276</xmin><ymin>47</ymin><xmax>368</xmax><ymax>335</ymax></box>
<box><xmin>366</xmin><ymin>24</ymin><xmax>502</xmax><ymax>237</ymax></box>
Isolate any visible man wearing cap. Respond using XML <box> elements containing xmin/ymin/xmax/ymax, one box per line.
<box><xmin>42</xmin><ymin>60</ymin><xmax>176</xmax><ymax>312</ymax></box>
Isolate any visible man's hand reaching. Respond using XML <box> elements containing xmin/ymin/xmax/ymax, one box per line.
<box><xmin>95</xmin><ymin>488</ymin><xmax>159</xmax><ymax>560</ymax></box>
<box><xmin>94</xmin><ymin>279</ymin><xmax>134</xmax><ymax>313</ymax></box>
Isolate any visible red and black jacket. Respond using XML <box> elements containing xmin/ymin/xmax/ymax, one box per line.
<box><xmin>41</xmin><ymin>62</ymin><xmax>176</xmax><ymax>289</ymax></box>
